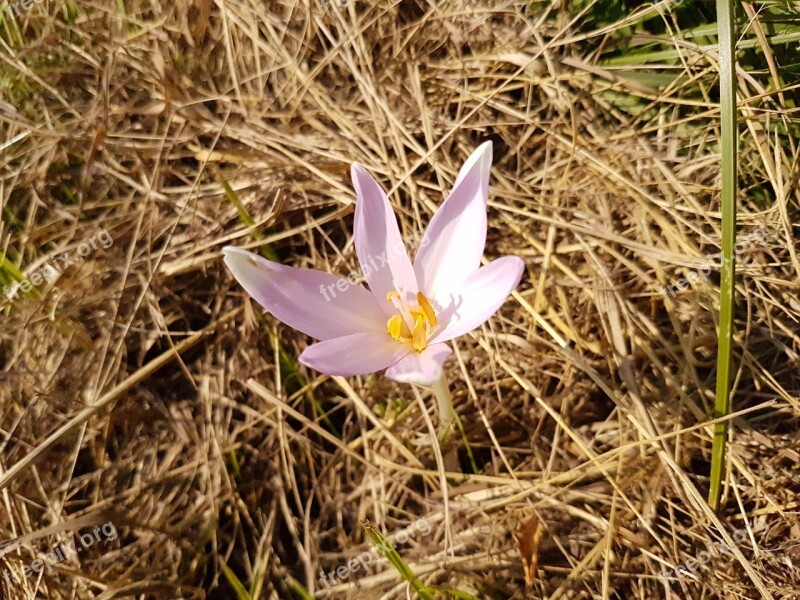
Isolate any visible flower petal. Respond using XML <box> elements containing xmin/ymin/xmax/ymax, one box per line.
<box><xmin>352</xmin><ymin>164</ymin><xmax>419</xmax><ymax>313</ymax></box>
<box><xmin>414</xmin><ymin>142</ymin><xmax>493</xmax><ymax>304</ymax></box>
<box><xmin>431</xmin><ymin>255</ymin><xmax>524</xmax><ymax>343</ymax></box>
<box><xmin>223</xmin><ymin>247</ymin><xmax>385</xmax><ymax>340</ymax></box>
<box><xmin>384</xmin><ymin>343</ymin><xmax>452</xmax><ymax>386</ymax></box>
<box><xmin>299</xmin><ymin>332</ymin><xmax>409</xmax><ymax>376</ymax></box>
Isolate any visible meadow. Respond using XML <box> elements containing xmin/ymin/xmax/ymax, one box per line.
<box><xmin>1</xmin><ymin>1</ymin><xmax>799</xmax><ymax>598</ymax></box>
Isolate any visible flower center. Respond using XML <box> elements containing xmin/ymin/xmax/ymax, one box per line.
<box><xmin>385</xmin><ymin>291</ymin><xmax>438</xmax><ymax>352</ymax></box>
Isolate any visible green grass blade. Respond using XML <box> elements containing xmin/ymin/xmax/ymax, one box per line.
<box><xmin>0</xmin><ymin>253</ymin><xmax>42</xmax><ymax>300</ymax></box>
<box><xmin>220</xmin><ymin>561</ymin><xmax>254</xmax><ymax>600</ymax></box>
<box><xmin>603</xmin><ymin>30</ymin><xmax>800</xmax><ymax>66</ymax></box>
<box><xmin>454</xmin><ymin>414</ymin><xmax>478</xmax><ymax>474</ymax></box>
<box><xmin>428</xmin><ymin>587</ymin><xmax>481</xmax><ymax>600</ymax></box>
<box><xmin>361</xmin><ymin>520</ymin><xmax>481</xmax><ymax>599</ymax></box>
<box><xmin>0</xmin><ymin>5</ymin><xmax>25</xmax><ymax>47</ymax></box>
<box><xmin>708</xmin><ymin>0</ymin><xmax>738</xmax><ymax>512</ymax></box>
<box><xmin>284</xmin><ymin>575</ymin><xmax>314</xmax><ymax>600</ymax></box>
<box><xmin>362</xmin><ymin>521</ymin><xmax>435</xmax><ymax>600</ymax></box>
<box><xmin>221</xmin><ymin>179</ymin><xmax>279</xmax><ymax>261</ymax></box>
<box><xmin>0</xmin><ymin>253</ymin><xmax>25</xmax><ymax>288</ymax></box>
<box><xmin>221</xmin><ymin>179</ymin><xmax>257</xmax><ymax>229</ymax></box>
<box><xmin>228</xmin><ymin>449</ymin><xmax>242</xmax><ymax>480</ymax></box>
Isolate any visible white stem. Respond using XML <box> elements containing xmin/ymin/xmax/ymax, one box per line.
<box><xmin>432</xmin><ymin>372</ymin><xmax>455</xmax><ymax>438</ymax></box>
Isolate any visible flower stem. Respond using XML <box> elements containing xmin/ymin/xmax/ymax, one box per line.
<box><xmin>432</xmin><ymin>373</ymin><xmax>456</xmax><ymax>438</ymax></box>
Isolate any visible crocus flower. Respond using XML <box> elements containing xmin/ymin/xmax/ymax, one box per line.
<box><xmin>223</xmin><ymin>142</ymin><xmax>524</xmax><ymax>387</ymax></box>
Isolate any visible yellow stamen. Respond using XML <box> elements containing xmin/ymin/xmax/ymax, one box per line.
<box><xmin>387</xmin><ymin>290</ymin><xmax>416</xmax><ymax>332</ymax></box>
<box><xmin>387</xmin><ymin>314</ymin><xmax>403</xmax><ymax>340</ymax></box>
<box><xmin>416</xmin><ymin>292</ymin><xmax>437</xmax><ymax>326</ymax></box>
<box><xmin>412</xmin><ymin>315</ymin><xmax>427</xmax><ymax>352</ymax></box>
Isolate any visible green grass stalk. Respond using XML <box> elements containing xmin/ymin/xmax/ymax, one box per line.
<box><xmin>708</xmin><ymin>0</ymin><xmax>738</xmax><ymax>512</ymax></box>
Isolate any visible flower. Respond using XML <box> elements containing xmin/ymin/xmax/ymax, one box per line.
<box><xmin>223</xmin><ymin>142</ymin><xmax>524</xmax><ymax>386</ymax></box>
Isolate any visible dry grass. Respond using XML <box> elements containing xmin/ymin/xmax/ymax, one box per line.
<box><xmin>1</xmin><ymin>1</ymin><xmax>799</xmax><ymax>598</ymax></box>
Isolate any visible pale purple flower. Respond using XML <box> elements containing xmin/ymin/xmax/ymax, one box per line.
<box><xmin>223</xmin><ymin>142</ymin><xmax>524</xmax><ymax>386</ymax></box>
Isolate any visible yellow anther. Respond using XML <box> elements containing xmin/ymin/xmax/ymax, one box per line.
<box><xmin>412</xmin><ymin>315</ymin><xmax>427</xmax><ymax>352</ymax></box>
<box><xmin>387</xmin><ymin>314</ymin><xmax>403</xmax><ymax>340</ymax></box>
<box><xmin>416</xmin><ymin>292</ymin><xmax>437</xmax><ymax>326</ymax></box>
<box><xmin>386</xmin><ymin>291</ymin><xmax>401</xmax><ymax>304</ymax></box>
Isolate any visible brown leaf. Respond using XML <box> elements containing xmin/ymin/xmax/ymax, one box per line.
<box><xmin>190</xmin><ymin>0</ymin><xmax>212</xmax><ymax>43</ymax></box>
<box><xmin>514</xmin><ymin>514</ymin><xmax>544</xmax><ymax>589</ymax></box>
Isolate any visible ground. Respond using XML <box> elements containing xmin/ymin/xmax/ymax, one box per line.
<box><xmin>1</xmin><ymin>1</ymin><xmax>799</xmax><ymax>599</ymax></box>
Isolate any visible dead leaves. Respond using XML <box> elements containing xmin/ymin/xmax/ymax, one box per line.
<box><xmin>514</xmin><ymin>514</ymin><xmax>544</xmax><ymax>589</ymax></box>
